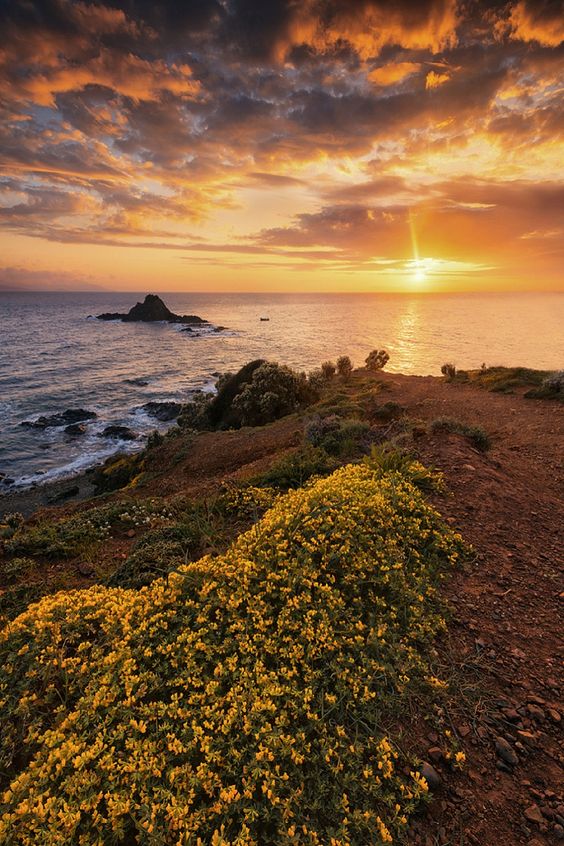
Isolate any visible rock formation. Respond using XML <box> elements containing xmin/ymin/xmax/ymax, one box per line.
<box><xmin>97</xmin><ymin>294</ymin><xmax>208</xmax><ymax>325</ymax></box>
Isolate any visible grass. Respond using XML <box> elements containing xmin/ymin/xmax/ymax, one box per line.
<box><xmin>429</xmin><ymin>417</ymin><xmax>490</xmax><ymax>452</ymax></box>
<box><xmin>0</xmin><ymin>460</ymin><xmax>466</xmax><ymax>845</ymax></box>
<box><xmin>463</xmin><ymin>366</ymin><xmax>550</xmax><ymax>394</ymax></box>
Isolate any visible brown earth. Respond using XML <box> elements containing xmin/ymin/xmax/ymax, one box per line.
<box><xmin>1</xmin><ymin>372</ymin><xmax>562</xmax><ymax>845</ymax></box>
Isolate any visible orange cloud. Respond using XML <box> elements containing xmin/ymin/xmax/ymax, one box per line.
<box><xmin>507</xmin><ymin>1</ymin><xmax>564</xmax><ymax>47</ymax></box>
<box><xmin>425</xmin><ymin>70</ymin><xmax>449</xmax><ymax>89</ymax></box>
<box><xmin>9</xmin><ymin>52</ymin><xmax>199</xmax><ymax>107</ymax></box>
<box><xmin>368</xmin><ymin>63</ymin><xmax>421</xmax><ymax>86</ymax></box>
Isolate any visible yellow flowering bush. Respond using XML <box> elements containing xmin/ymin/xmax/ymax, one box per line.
<box><xmin>0</xmin><ymin>463</ymin><xmax>464</xmax><ymax>845</ymax></box>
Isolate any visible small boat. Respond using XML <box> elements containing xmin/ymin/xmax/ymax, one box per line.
<box><xmin>260</xmin><ymin>317</ymin><xmax>270</xmax><ymax>321</ymax></box>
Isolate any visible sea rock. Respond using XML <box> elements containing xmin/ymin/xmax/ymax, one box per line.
<box><xmin>99</xmin><ymin>425</ymin><xmax>137</xmax><ymax>441</ymax></box>
<box><xmin>96</xmin><ymin>294</ymin><xmax>209</xmax><ymax>325</ymax></box>
<box><xmin>125</xmin><ymin>378</ymin><xmax>149</xmax><ymax>386</ymax></box>
<box><xmin>21</xmin><ymin>409</ymin><xmax>97</xmax><ymax>429</ymax></box>
<box><xmin>142</xmin><ymin>401</ymin><xmax>183</xmax><ymax>421</ymax></box>
<box><xmin>64</xmin><ymin>423</ymin><xmax>87</xmax><ymax>436</ymax></box>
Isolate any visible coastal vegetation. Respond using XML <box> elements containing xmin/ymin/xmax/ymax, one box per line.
<box><xmin>0</xmin><ymin>460</ymin><xmax>465</xmax><ymax>845</ymax></box>
<box><xmin>0</xmin><ymin>359</ymin><xmax>562</xmax><ymax>844</ymax></box>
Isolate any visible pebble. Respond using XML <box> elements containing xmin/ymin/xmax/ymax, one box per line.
<box><xmin>548</xmin><ymin>708</ymin><xmax>561</xmax><ymax>723</ymax></box>
<box><xmin>419</xmin><ymin>762</ymin><xmax>442</xmax><ymax>791</ymax></box>
<box><xmin>427</xmin><ymin>746</ymin><xmax>443</xmax><ymax>763</ymax></box>
<box><xmin>527</xmin><ymin>704</ymin><xmax>545</xmax><ymax>720</ymax></box>
<box><xmin>524</xmin><ymin>805</ymin><xmax>544</xmax><ymax>825</ymax></box>
<box><xmin>495</xmin><ymin>736</ymin><xmax>519</xmax><ymax>766</ymax></box>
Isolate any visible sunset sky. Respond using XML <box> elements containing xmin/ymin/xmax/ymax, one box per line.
<box><xmin>0</xmin><ymin>0</ymin><xmax>562</xmax><ymax>293</ymax></box>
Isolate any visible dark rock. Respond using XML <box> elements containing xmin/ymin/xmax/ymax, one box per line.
<box><xmin>99</xmin><ymin>425</ymin><xmax>137</xmax><ymax>441</ymax></box>
<box><xmin>495</xmin><ymin>736</ymin><xmax>519</xmax><ymax>766</ymax></box>
<box><xmin>48</xmin><ymin>485</ymin><xmax>80</xmax><ymax>503</ymax></box>
<box><xmin>527</xmin><ymin>704</ymin><xmax>545</xmax><ymax>720</ymax></box>
<box><xmin>419</xmin><ymin>762</ymin><xmax>442</xmax><ymax>791</ymax></box>
<box><xmin>77</xmin><ymin>561</ymin><xmax>95</xmax><ymax>577</ymax></box>
<box><xmin>428</xmin><ymin>746</ymin><xmax>443</xmax><ymax>763</ymax></box>
<box><xmin>64</xmin><ymin>423</ymin><xmax>87</xmax><ymax>436</ymax></box>
<box><xmin>181</xmin><ymin>326</ymin><xmax>193</xmax><ymax>332</ymax></box>
<box><xmin>97</xmin><ymin>294</ymin><xmax>209</xmax><ymax>325</ymax></box>
<box><xmin>125</xmin><ymin>378</ymin><xmax>149</xmax><ymax>386</ymax></box>
<box><xmin>213</xmin><ymin>326</ymin><xmax>227</xmax><ymax>332</ymax></box>
<box><xmin>142</xmin><ymin>401</ymin><xmax>183</xmax><ymax>422</ymax></box>
<box><xmin>21</xmin><ymin>409</ymin><xmax>97</xmax><ymax>429</ymax></box>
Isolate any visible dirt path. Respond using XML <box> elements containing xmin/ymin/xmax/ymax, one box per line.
<box><xmin>377</xmin><ymin>374</ymin><xmax>563</xmax><ymax>846</ymax></box>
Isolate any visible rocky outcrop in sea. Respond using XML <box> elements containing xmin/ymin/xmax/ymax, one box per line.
<box><xmin>97</xmin><ymin>294</ymin><xmax>209</xmax><ymax>325</ymax></box>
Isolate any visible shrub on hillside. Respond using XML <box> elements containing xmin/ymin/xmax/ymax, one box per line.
<box><xmin>230</xmin><ymin>362</ymin><xmax>315</xmax><ymax>427</ymax></box>
<box><xmin>337</xmin><ymin>354</ymin><xmax>353</xmax><ymax>380</ymax></box>
<box><xmin>305</xmin><ymin>414</ymin><xmax>371</xmax><ymax>456</ymax></box>
<box><xmin>365</xmin><ymin>349</ymin><xmax>390</xmax><ymax>371</ymax></box>
<box><xmin>441</xmin><ymin>363</ymin><xmax>456</xmax><ymax>379</ymax></box>
<box><xmin>321</xmin><ymin>360</ymin><xmax>336</xmax><ymax>380</ymax></box>
<box><xmin>0</xmin><ymin>463</ymin><xmax>465</xmax><ymax>846</ymax></box>
<box><xmin>429</xmin><ymin>417</ymin><xmax>490</xmax><ymax>451</ymax></box>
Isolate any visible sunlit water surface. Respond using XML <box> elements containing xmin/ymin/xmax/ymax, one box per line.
<box><xmin>1</xmin><ymin>291</ymin><xmax>562</xmax><ymax>487</ymax></box>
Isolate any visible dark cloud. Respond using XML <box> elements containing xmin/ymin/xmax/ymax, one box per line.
<box><xmin>0</xmin><ymin>0</ymin><xmax>561</xmax><ymax>282</ymax></box>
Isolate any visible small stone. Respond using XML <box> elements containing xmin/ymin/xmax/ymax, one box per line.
<box><xmin>419</xmin><ymin>762</ymin><xmax>442</xmax><ymax>791</ymax></box>
<box><xmin>517</xmin><ymin>730</ymin><xmax>536</xmax><ymax>747</ymax></box>
<box><xmin>527</xmin><ymin>704</ymin><xmax>545</xmax><ymax>720</ymax></box>
<box><xmin>428</xmin><ymin>746</ymin><xmax>443</xmax><ymax>763</ymax></box>
<box><xmin>495</xmin><ymin>736</ymin><xmax>519</xmax><ymax>766</ymax></box>
<box><xmin>77</xmin><ymin>562</ymin><xmax>95</xmax><ymax>577</ymax></box>
<box><xmin>548</xmin><ymin>708</ymin><xmax>561</xmax><ymax>723</ymax></box>
<box><xmin>496</xmin><ymin>760</ymin><xmax>512</xmax><ymax>773</ymax></box>
<box><xmin>524</xmin><ymin>805</ymin><xmax>544</xmax><ymax>825</ymax></box>
<box><xmin>503</xmin><ymin>708</ymin><xmax>521</xmax><ymax>722</ymax></box>
<box><xmin>126</xmin><ymin>529</ymin><xmax>136</xmax><ymax>538</ymax></box>
<box><xmin>511</xmin><ymin>647</ymin><xmax>527</xmax><ymax>659</ymax></box>
<box><xmin>462</xmin><ymin>464</ymin><xmax>476</xmax><ymax>471</ymax></box>
<box><xmin>457</xmin><ymin>724</ymin><xmax>471</xmax><ymax>737</ymax></box>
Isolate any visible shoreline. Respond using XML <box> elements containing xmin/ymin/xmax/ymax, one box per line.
<box><xmin>0</xmin><ymin>467</ymin><xmax>99</xmax><ymax>518</ymax></box>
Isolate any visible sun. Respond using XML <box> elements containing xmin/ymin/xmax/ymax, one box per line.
<box><xmin>410</xmin><ymin>258</ymin><xmax>432</xmax><ymax>284</ymax></box>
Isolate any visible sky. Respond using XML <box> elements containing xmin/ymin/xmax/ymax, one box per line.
<box><xmin>0</xmin><ymin>0</ymin><xmax>562</xmax><ymax>293</ymax></box>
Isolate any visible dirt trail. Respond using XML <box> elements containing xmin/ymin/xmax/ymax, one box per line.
<box><xmin>378</xmin><ymin>374</ymin><xmax>563</xmax><ymax>846</ymax></box>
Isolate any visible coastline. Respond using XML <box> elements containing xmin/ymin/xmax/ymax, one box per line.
<box><xmin>0</xmin><ymin>468</ymin><xmax>98</xmax><ymax>518</ymax></box>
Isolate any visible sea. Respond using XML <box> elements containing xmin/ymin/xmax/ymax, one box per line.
<box><xmin>1</xmin><ymin>291</ymin><xmax>562</xmax><ymax>489</ymax></box>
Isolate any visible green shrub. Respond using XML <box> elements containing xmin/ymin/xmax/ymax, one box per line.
<box><xmin>250</xmin><ymin>444</ymin><xmax>337</xmax><ymax>490</ymax></box>
<box><xmin>4</xmin><ymin>500</ymin><xmax>175</xmax><ymax>560</ymax></box>
<box><xmin>365</xmin><ymin>349</ymin><xmax>390</xmax><ymax>371</ymax></box>
<box><xmin>429</xmin><ymin>417</ymin><xmax>490</xmax><ymax>451</ymax></box>
<box><xmin>321</xmin><ymin>361</ymin><xmax>336</xmax><ymax>380</ymax></box>
<box><xmin>336</xmin><ymin>355</ymin><xmax>353</xmax><ymax>380</ymax></box>
<box><xmin>207</xmin><ymin>359</ymin><xmax>265</xmax><ymax>427</ymax></box>
<box><xmin>231</xmin><ymin>363</ymin><xmax>315</xmax><ymax>428</ymax></box>
<box><xmin>305</xmin><ymin>415</ymin><xmax>371</xmax><ymax>457</ymax></box>
<box><xmin>441</xmin><ymin>363</ymin><xmax>456</xmax><ymax>379</ymax></box>
<box><xmin>366</xmin><ymin>445</ymin><xmax>444</xmax><ymax>492</ymax></box>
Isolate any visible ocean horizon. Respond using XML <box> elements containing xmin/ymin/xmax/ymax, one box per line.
<box><xmin>1</xmin><ymin>290</ymin><xmax>562</xmax><ymax>488</ymax></box>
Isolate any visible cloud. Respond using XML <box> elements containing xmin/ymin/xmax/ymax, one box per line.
<box><xmin>0</xmin><ymin>266</ymin><xmax>105</xmax><ymax>291</ymax></box>
<box><xmin>506</xmin><ymin>0</ymin><xmax>564</xmax><ymax>46</ymax></box>
<box><xmin>0</xmin><ymin>0</ymin><xmax>562</xmax><ymax>289</ymax></box>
